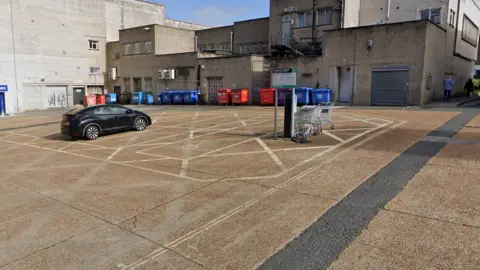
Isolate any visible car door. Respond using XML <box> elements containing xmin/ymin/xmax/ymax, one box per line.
<box><xmin>109</xmin><ymin>105</ymin><xmax>134</xmax><ymax>130</ymax></box>
<box><xmin>92</xmin><ymin>106</ymin><xmax>115</xmax><ymax>132</ymax></box>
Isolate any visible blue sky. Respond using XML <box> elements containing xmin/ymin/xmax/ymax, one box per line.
<box><xmin>150</xmin><ymin>0</ymin><xmax>270</xmax><ymax>26</ymax></box>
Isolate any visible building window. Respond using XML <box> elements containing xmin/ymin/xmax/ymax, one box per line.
<box><xmin>144</xmin><ymin>41</ymin><xmax>153</xmax><ymax>54</ymax></box>
<box><xmin>122</xmin><ymin>41</ymin><xmax>152</xmax><ymax>55</ymax></box>
<box><xmin>133</xmin><ymin>42</ymin><xmax>143</xmax><ymax>54</ymax></box>
<box><xmin>89</xmin><ymin>40</ymin><xmax>99</xmax><ymax>50</ymax></box>
<box><xmin>123</xmin><ymin>77</ymin><xmax>131</xmax><ymax>92</ymax></box>
<box><xmin>220</xmin><ymin>42</ymin><xmax>231</xmax><ymax>50</ymax></box>
<box><xmin>133</xmin><ymin>78</ymin><xmax>141</xmax><ymax>92</ymax></box>
<box><xmin>297</xmin><ymin>11</ymin><xmax>313</xmax><ymax>28</ymax></box>
<box><xmin>113</xmin><ymin>50</ymin><xmax>120</xmax><ymax>60</ymax></box>
<box><xmin>177</xmin><ymin>67</ymin><xmax>190</xmax><ymax>76</ymax></box>
<box><xmin>198</xmin><ymin>44</ymin><xmax>206</xmax><ymax>51</ymax></box>
<box><xmin>89</xmin><ymin>67</ymin><xmax>100</xmax><ymax>75</ymax></box>
<box><xmin>123</xmin><ymin>43</ymin><xmax>133</xmax><ymax>55</ymax></box>
<box><xmin>252</xmin><ymin>44</ymin><xmax>259</xmax><ymax>53</ymax></box>
<box><xmin>449</xmin><ymin>9</ymin><xmax>456</xmax><ymax>27</ymax></box>
<box><xmin>420</xmin><ymin>8</ymin><xmax>441</xmax><ymax>24</ymax></box>
<box><xmin>208</xmin><ymin>44</ymin><xmax>215</xmax><ymax>50</ymax></box>
<box><xmin>261</xmin><ymin>43</ymin><xmax>268</xmax><ymax>53</ymax></box>
<box><xmin>462</xmin><ymin>15</ymin><xmax>479</xmax><ymax>47</ymax></box>
<box><xmin>317</xmin><ymin>8</ymin><xmax>333</xmax><ymax>25</ymax></box>
<box><xmin>144</xmin><ymin>77</ymin><xmax>153</xmax><ymax>92</ymax></box>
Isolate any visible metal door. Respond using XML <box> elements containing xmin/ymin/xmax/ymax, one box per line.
<box><xmin>73</xmin><ymin>87</ymin><xmax>85</xmax><ymax>105</ymax></box>
<box><xmin>371</xmin><ymin>66</ymin><xmax>410</xmax><ymax>106</ymax></box>
<box><xmin>339</xmin><ymin>67</ymin><xmax>353</xmax><ymax>103</ymax></box>
<box><xmin>46</xmin><ymin>86</ymin><xmax>68</xmax><ymax>108</ymax></box>
<box><xmin>207</xmin><ymin>77</ymin><xmax>223</xmax><ymax>104</ymax></box>
<box><xmin>280</xmin><ymin>14</ymin><xmax>293</xmax><ymax>46</ymax></box>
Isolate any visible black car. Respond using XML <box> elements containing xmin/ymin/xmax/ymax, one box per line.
<box><xmin>61</xmin><ymin>105</ymin><xmax>152</xmax><ymax>140</ymax></box>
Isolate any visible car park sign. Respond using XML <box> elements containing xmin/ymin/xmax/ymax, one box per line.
<box><xmin>272</xmin><ymin>68</ymin><xmax>297</xmax><ymax>88</ymax></box>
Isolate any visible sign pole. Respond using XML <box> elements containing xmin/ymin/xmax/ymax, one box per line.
<box><xmin>291</xmin><ymin>87</ymin><xmax>296</xmax><ymax>138</ymax></box>
<box><xmin>274</xmin><ymin>88</ymin><xmax>278</xmax><ymax>139</ymax></box>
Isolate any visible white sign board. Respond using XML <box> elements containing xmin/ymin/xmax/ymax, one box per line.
<box><xmin>272</xmin><ymin>68</ymin><xmax>297</xmax><ymax>88</ymax></box>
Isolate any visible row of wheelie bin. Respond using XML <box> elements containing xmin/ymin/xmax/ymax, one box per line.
<box><xmin>157</xmin><ymin>90</ymin><xmax>199</xmax><ymax>105</ymax></box>
<box><xmin>259</xmin><ymin>88</ymin><xmax>331</xmax><ymax>106</ymax></box>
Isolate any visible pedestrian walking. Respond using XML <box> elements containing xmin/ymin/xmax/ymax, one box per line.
<box><xmin>464</xmin><ymin>78</ymin><xmax>474</xmax><ymax>98</ymax></box>
<box><xmin>443</xmin><ymin>75</ymin><xmax>455</xmax><ymax>102</ymax></box>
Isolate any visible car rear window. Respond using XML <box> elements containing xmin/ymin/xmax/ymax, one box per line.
<box><xmin>66</xmin><ymin>107</ymin><xmax>93</xmax><ymax>115</ymax></box>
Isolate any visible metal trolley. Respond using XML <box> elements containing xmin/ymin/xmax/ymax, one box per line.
<box><xmin>292</xmin><ymin>102</ymin><xmax>335</xmax><ymax>143</ymax></box>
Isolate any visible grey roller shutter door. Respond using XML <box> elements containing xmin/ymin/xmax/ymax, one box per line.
<box><xmin>371</xmin><ymin>66</ymin><xmax>410</xmax><ymax>106</ymax></box>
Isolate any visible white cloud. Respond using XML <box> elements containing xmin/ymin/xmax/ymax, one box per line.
<box><xmin>191</xmin><ymin>5</ymin><xmax>249</xmax><ymax>26</ymax></box>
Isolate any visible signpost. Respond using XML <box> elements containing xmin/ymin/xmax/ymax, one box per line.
<box><xmin>272</xmin><ymin>68</ymin><xmax>297</xmax><ymax>139</ymax></box>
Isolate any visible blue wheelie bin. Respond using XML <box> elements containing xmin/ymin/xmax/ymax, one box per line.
<box><xmin>295</xmin><ymin>87</ymin><xmax>312</xmax><ymax>105</ymax></box>
<box><xmin>105</xmin><ymin>93</ymin><xmax>117</xmax><ymax>104</ymax></box>
<box><xmin>183</xmin><ymin>90</ymin><xmax>199</xmax><ymax>104</ymax></box>
<box><xmin>161</xmin><ymin>91</ymin><xmax>173</xmax><ymax>104</ymax></box>
<box><xmin>311</xmin><ymin>88</ymin><xmax>331</xmax><ymax>104</ymax></box>
<box><xmin>155</xmin><ymin>94</ymin><xmax>163</xmax><ymax>105</ymax></box>
<box><xmin>172</xmin><ymin>91</ymin><xmax>184</xmax><ymax>104</ymax></box>
<box><xmin>131</xmin><ymin>92</ymin><xmax>145</xmax><ymax>104</ymax></box>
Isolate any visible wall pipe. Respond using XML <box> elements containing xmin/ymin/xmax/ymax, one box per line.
<box><xmin>387</xmin><ymin>0</ymin><xmax>391</xmax><ymax>21</ymax></box>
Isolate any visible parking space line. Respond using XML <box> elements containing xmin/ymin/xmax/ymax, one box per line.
<box><xmin>120</xmin><ymin>121</ymin><xmax>405</xmax><ymax>270</ymax></box>
<box><xmin>322</xmin><ymin>131</ymin><xmax>346</xmax><ymax>143</ymax></box>
<box><xmin>179</xmin><ymin>131</ymin><xmax>195</xmax><ymax>177</ymax></box>
<box><xmin>255</xmin><ymin>138</ymin><xmax>287</xmax><ymax>172</ymax></box>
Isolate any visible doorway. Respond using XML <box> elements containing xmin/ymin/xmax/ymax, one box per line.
<box><xmin>207</xmin><ymin>77</ymin><xmax>223</xmax><ymax>104</ymax></box>
<box><xmin>339</xmin><ymin>67</ymin><xmax>353</xmax><ymax>103</ymax></box>
<box><xmin>0</xmin><ymin>93</ymin><xmax>5</xmax><ymax>115</ymax></box>
<box><xmin>73</xmin><ymin>87</ymin><xmax>85</xmax><ymax>105</ymax></box>
<box><xmin>114</xmin><ymin>86</ymin><xmax>121</xmax><ymax>94</ymax></box>
<box><xmin>280</xmin><ymin>14</ymin><xmax>293</xmax><ymax>46</ymax></box>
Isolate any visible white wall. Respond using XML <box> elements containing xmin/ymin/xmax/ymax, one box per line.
<box><xmin>0</xmin><ymin>0</ymin><xmax>16</xmax><ymax>113</ymax></box>
<box><xmin>105</xmin><ymin>0</ymin><xmax>166</xmax><ymax>42</ymax></box>
<box><xmin>343</xmin><ymin>0</ymin><xmax>360</xmax><ymax>27</ymax></box>
<box><xmin>454</xmin><ymin>0</ymin><xmax>480</xmax><ymax>61</ymax></box>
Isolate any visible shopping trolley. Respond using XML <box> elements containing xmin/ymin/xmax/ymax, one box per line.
<box><xmin>292</xmin><ymin>102</ymin><xmax>335</xmax><ymax>143</ymax></box>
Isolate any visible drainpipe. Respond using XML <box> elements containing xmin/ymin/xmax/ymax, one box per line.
<box><xmin>340</xmin><ymin>0</ymin><xmax>344</xmax><ymax>28</ymax></box>
<box><xmin>312</xmin><ymin>0</ymin><xmax>317</xmax><ymax>43</ymax></box>
<box><xmin>194</xmin><ymin>36</ymin><xmax>198</xmax><ymax>51</ymax></box>
<box><xmin>230</xmin><ymin>31</ymin><xmax>234</xmax><ymax>52</ymax></box>
<box><xmin>387</xmin><ymin>0</ymin><xmax>391</xmax><ymax>21</ymax></box>
<box><xmin>9</xmin><ymin>0</ymin><xmax>20</xmax><ymax>112</ymax></box>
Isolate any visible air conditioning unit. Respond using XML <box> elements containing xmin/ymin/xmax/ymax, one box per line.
<box><xmin>158</xmin><ymin>69</ymin><xmax>165</xmax><ymax>80</ymax></box>
<box><xmin>108</xmin><ymin>67</ymin><xmax>117</xmax><ymax>80</ymax></box>
<box><xmin>165</xmin><ymin>69</ymin><xmax>175</xmax><ymax>80</ymax></box>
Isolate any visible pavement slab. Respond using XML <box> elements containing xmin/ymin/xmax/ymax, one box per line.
<box><xmin>171</xmin><ymin>189</ymin><xmax>335</xmax><ymax>270</ymax></box>
<box><xmin>119</xmin><ymin>181</ymin><xmax>270</xmax><ymax>245</ymax></box>
<box><xmin>329</xmin><ymin>210</ymin><xmax>480</xmax><ymax>270</ymax></box>
<box><xmin>0</xmin><ymin>183</ymin><xmax>104</xmax><ymax>267</ymax></box>
<box><xmin>386</xmin><ymin>164</ymin><xmax>480</xmax><ymax>227</ymax></box>
<box><xmin>2</xmin><ymin>225</ymin><xmax>157</xmax><ymax>270</ymax></box>
<box><xmin>1</xmin><ymin>107</ymin><xmax>477</xmax><ymax>269</ymax></box>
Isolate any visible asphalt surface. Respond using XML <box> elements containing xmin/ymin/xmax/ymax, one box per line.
<box><xmin>259</xmin><ymin>110</ymin><xmax>479</xmax><ymax>270</ymax></box>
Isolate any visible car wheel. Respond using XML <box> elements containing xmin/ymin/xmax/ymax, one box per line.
<box><xmin>84</xmin><ymin>125</ymin><xmax>100</xmax><ymax>140</ymax></box>
<box><xmin>134</xmin><ymin>117</ymin><xmax>147</xmax><ymax>131</ymax></box>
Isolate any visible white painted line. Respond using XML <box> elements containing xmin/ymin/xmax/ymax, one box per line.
<box><xmin>255</xmin><ymin>138</ymin><xmax>287</xmax><ymax>172</ymax></box>
<box><xmin>328</xmin><ymin>128</ymin><xmax>373</xmax><ymax>132</ymax></box>
<box><xmin>241</xmin><ymin>120</ymin><xmax>247</xmax><ymax>126</ymax></box>
<box><xmin>107</xmin><ymin>136</ymin><xmax>138</xmax><ymax>160</ymax></box>
<box><xmin>119</xmin><ymin>121</ymin><xmax>407</xmax><ymax>270</ymax></box>
<box><xmin>57</xmin><ymin>142</ymin><xmax>75</xmax><ymax>151</ymax></box>
<box><xmin>322</xmin><ymin>131</ymin><xmax>346</xmax><ymax>143</ymax></box>
<box><xmin>179</xmin><ymin>131</ymin><xmax>195</xmax><ymax>177</ymax></box>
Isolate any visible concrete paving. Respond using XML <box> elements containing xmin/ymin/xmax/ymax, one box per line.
<box><xmin>0</xmin><ymin>106</ymin><xmax>478</xmax><ymax>269</ymax></box>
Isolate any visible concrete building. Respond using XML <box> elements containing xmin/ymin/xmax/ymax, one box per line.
<box><xmin>195</xmin><ymin>17</ymin><xmax>270</xmax><ymax>55</ymax></box>
<box><xmin>0</xmin><ymin>0</ymin><xmax>207</xmax><ymax>114</ymax></box>
<box><xmin>269</xmin><ymin>0</ymin><xmax>342</xmax><ymax>56</ymax></box>
<box><xmin>344</xmin><ymin>0</ymin><xmax>480</xmax><ymax>94</ymax></box>
<box><xmin>106</xmin><ymin>24</ymin><xmax>271</xmax><ymax>105</ymax></box>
